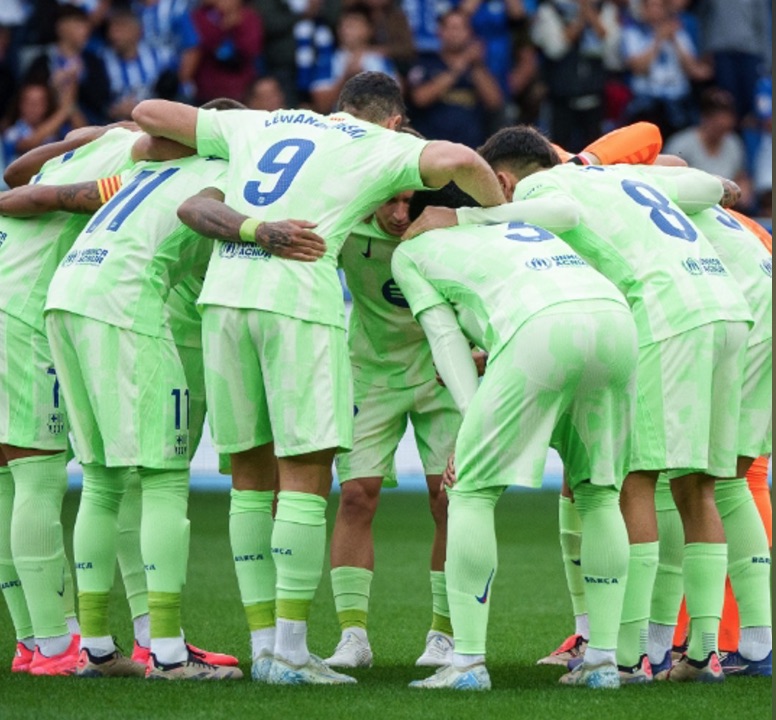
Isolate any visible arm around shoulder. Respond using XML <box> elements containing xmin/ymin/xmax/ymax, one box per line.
<box><xmin>131</xmin><ymin>100</ymin><xmax>198</xmax><ymax>148</ymax></box>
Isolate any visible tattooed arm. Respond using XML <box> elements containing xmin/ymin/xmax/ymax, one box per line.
<box><xmin>177</xmin><ymin>187</ymin><xmax>327</xmax><ymax>261</ymax></box>
<box><xmin>0</xmin><ymin>181</ymin><xmax>104</xmax><ymax>217</ymax></box>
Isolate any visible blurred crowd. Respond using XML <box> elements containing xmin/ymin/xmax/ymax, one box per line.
<box><xmin>0</xmin><ymin>0</ymin><xmax>772</xmax><ymax>216</ymax></box>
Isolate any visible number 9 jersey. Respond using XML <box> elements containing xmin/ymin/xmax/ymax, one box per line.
<box><xmin>514</xmin><ymin>164</ymin><xmax>753</xmax><ymax>346</ymax></box>
<box><xmin>194</xmin><ymin>108</ymin><xmax>430</xmax><ymax>329</ymax></box>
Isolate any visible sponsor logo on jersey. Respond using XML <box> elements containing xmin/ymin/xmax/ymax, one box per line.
<box><xmin>525</xmin><ymin>257</ymin><xmax>553</xmax><ymax>271</ymax></box>
<box><xmin>61</xmin><ymin>248</ymin><xmax>109</xmax><ymax>267</ymax></box>
<box><xmin>382</xmin><ymin>279</ymin><xmax>410</xmax><ymax>308</ymax></box>
<box><xmin>552</xmin><ymin>254</ymin><xmax>587</xmax><ymax>268</ymax></box>
<box><xmin>0</xmin><ymin>230</ymin><xmax>6</xmax><ymax>249</ymax></box>
<box><xmin>699</xmin><ymin>257</ymin><xmax>728</xmax><ymax>276</ymax></box>
<box><xmin>47</xmin><ymin>412</ymin><xmax>65</xmax><ymax>435</ymax></box>
<box><xmin>219</xmin><ymin>242</ymin><xmax>271</xmax><ymax>261</ymax></box>
<box><xmin>584</xmin><ymin>576</ymin><xmax>619</xmax><ymax>584</ymax></box>
<box><xmin>761</xmin><ymin>258</ymin><xmax>772</xmax><ymax>278</ymax></box>
<box><xmin>682</xmin><ymin>258</ymin><xmax>704</xmax><ymax>275</ymax></box>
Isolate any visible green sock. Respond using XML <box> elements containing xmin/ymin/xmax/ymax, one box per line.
<box><xmin>430</xmin><ymin>570</ymin><xmax>453</xmax><ymax>635</ymax></box>
<box><xmin>715</xmin><ymin>479</ymin><xmax>772</xmax><ymax>628</ymax></box>
<box><xmin>62</xmin><ymin>553</ymin><xmax>76</xmax><ymax>621</ymax></box>
<box><xmin>445</xmin><ymin>487</ymin><xmax>501</xmax><ymax>655</ymax></box>
<box><xmin>331</xmin><ymin>566</ymin><xmax>371</xmax><ymax>630</ymax></box>
<box><xmin>617</xmin><ymin>542</ymin><xmax>659</xmax><ymax>667</ymax></box>
<box><xmin>230</xmin><ymin>489</ymin><xmax>276</xmax><ymax>627</ymax></box>
<box><xmin>139</xmin><ymin>468</ymin><xmax>190</xmax><ymax>594</ymax></box>
<box><xmin>74</xmin><ymin>465</ymin><xmax>130</xmax><ymax>593</ymax></box>
<box><xmin>148</xmin><ymin>591</ymin><xmax>181</xmax><ymax>639</ymax></box>
<box><xmin>650</xmin><ymin>479</ymin><xmax>684</xmax><ymax>626</ymax></box>
<box><xmin>117</xmin><ymin>468</ymin><xmax>148</xmax><ymax>619</ymax></box>
<box><xmin>273</xmin><ymin>491</ymin><xmax>327</xmax><ymax>622</ymax></box>
<box><xmin>79</xmin><ymin>591</ymin><xmax>111</xmax><ymax>638</ymax></box>
<box><xmin>574</xmin><ymin>483</ymin><xmax>629</xmax><ymax>651</ymax></box>
<box><xmin>0</xmin><ymin>466</ymin><xmax>33</xmax><ymax>640</ymax></box>
<box><xmin>684</xmin><ymin>542</ymin><xmax>727</xmax><ymax>660</ymax></box>
<box><xmin>559</xmin><ymin>495</ymin><xmax>586</xmax><ymax>617</ymax></box>
<box><xmin>9</xmin><ymin>453</ymin><xmax>69</xmax><ymax>638</ymax></box>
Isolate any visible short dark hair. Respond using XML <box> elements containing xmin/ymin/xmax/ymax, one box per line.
<box><xmin>201</xmin><ymin>97</ymin><xmax>246</xmax><ymax>111</ymax></box>
<box><xmin>478</xmin><ymin>125</ymin><xmax>561</xmax><ymax>175</ymax></box>
<box><xmin>700</xmin><ymin>87</ymin><xmax>737</xmax><ymax>117</ymax></box>
<box><xmin>57</xmin><ymin>4</ymin><xmax>89</xmax><ymax>22</ymax></box>
<box><xmin>408</xmin><ymin>183</ymin><xmax>479</xmax><ymax>222</ymax></box>
<box><xmin>337</xmin><ymin>71</ymin><xmax>406</xmax><ymax>123</ymax></box>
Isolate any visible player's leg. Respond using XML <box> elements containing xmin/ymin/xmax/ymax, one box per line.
<box><xmin>667</xmin><ymin>320</ymin><xmax>749</xmax><ymax>683</ymax></box>
<box><xmin>326</xmin><ymin>375</ymin><xmax>408</xmax><ymax>668</ymax></box>
<box><xmin>410</xmin><ymin>378</ymin><xmax>460</xmax><ymax>666</ymax></box>
<box><xmin>202</xmin><ymin>305</ymin><xmax>275</xmax><ymax>681</ymax></box>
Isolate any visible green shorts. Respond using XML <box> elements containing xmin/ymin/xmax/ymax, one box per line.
<box><xmin>201</xmin><ymin>306</ymin><xmax>353</xmax><ymax>457</ymax></box>
<box><xmin>176</xmin><ymin>343</ymin><xmax>206</xmax><ymax>459</ymax></box>
<box><xmin>45</xmin><ymin>311</ymin><xmax>190</xmax><ymax>469</ymax></box>
<box><xmin>455</xmin><ymin>301</ymin><xmax>638</xmax><ymax>493</ymax></box>
<box><xmin>335</xmin><ymin>375</ymin><xmax>461</xmax><ymax>486</ymax></box>
<box><xmin>0</xmin><ymin>310</ymin><xmax>68</xmax><ymax>451</ymax></box>
<box><xmin>738</xmin><ymin>338</ymin><xmax>772</xmax><ymax>459</ymax></box>
<box><xmin>632</xmin><ymin>321</ymin><xmax>749</xmax><ymax>479</ymax></box>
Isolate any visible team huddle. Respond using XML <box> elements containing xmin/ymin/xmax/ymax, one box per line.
<box><xmin>0</xmin><ymin>70</ymin><xmax>770</xmax><ymax>690</ymax></box>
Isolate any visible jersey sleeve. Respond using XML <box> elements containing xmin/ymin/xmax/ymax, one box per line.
<box><xmin>456</xmin><ymin>196</ymin><xmax>580</xmax><ymax>234</ymax></box>
<box><xmin>196</xmin><ymin>109</ymin><xmax>269</xmax><ymax>160</ymax></box>
<box><xmin>636</xmin><ymin>166</ymin><xmax>723</xmax><ymax>214</ymax></box>
<box><xmin>391</xmin><ymin>245</ymin><xmax>446</xmax><ymax>317</ymax></box>
<box><xmin>382</xmin><ymin>132</ymin><xmax>430</xmax><ymax>192</ymax></box>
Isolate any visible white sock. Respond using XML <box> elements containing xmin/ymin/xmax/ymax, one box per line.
<box><xmin>739</xmin><ymin>627</ymin><xmax>772</xmax><ymax>661</ymax></box>
<box><xmin>251</xmin><ymin>627</ymin><xmax>276</xmax><ymax>660</ymax></box>
<box><xmin>342</xmin><ymin>626</ymin><xmax>367</xmax><ymax>642</ymax></box>
<box><xmin>583</xmin><ymin>647</ymin><xmax>616</xmax><ymax>667</ymax></box>
<box><xmin>133</xmin><ymin>613</ymin><xmax>150</xmax><ymax>648</ymax></box>
<box><xmin>66</xmin><ymin>616</ymin><xmax>80</xmax><ymax>636</ymax></box>
<box><xmin>647</xmin><ymin>622</ymin><xmax>675</xmax><ymax>664</ymax></box>
<box><xmin>574</xmin><ymin>613</ymin><xmax>589</xmax><ymax>639</ymax></box>
<box><xmin>274</xmin><ymin>619</ymin><xmax>309</xmax><ymax>666</ymax></box>
<box><xmin>37</xmin><ymin>633</ymin><xmax>72</xmax><ymax>657</ymax></box>
<box><xmin>20</xmin><ymin>637</ymin><xmax>35</xmax><ymax>651</ymax></box>
<box><xmin>151</xmin><ymin>636</ymin><xmax>187</xmax><ymax>665</ymax></box>
<box><xmin>81</xmin><ymin>635</ymin><xmax>115</xmax><ymax>657</ymax></box>
<box><xmin>452</xmin><ymin>652</ymin><xmax>484</xmax><ymax>669</ymax></box>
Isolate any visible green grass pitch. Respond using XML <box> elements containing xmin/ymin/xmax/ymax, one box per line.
<box><xmin>0</xmin><ymin>489</ymin><xmax>770</xmax><ymax>720</ymax></box>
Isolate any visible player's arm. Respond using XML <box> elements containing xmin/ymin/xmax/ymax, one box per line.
<box><xmin>131</xmin><ymin>134</ymin><xmax>194</xmax><ymax>163</ymax></box>
<box><xmin>131</xmin><ymin>100</ymin><xmax>199</xmax><ymax>148</ymax></box>
<box><xmin>578</xmin><ymin>122</ymin><xmax>662</xmax><ymax>166</ymax></box>
<box><xmin>636</xmin><ymin>166</ymin><xmax>726</xmax><ymax>213</ymax></box>
<box><xmin>418</xmin><ymin>141</ymin><xmax>504</xmax><ymax>207</ymax></box>
<box><xmin>177</xmin><ymin>187</ymin><xmax>327</xmax><ymax>262</ymax></box>
<box><xmin>0</xmin><ymin>176</ymin><xmax>121</xmax><ymax>216</ymax></box>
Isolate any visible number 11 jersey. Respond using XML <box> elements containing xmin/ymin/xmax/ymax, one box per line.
<box><xmin>195</xmin><ymin>108</ymin><xmax>430</xmax><ymax>329</ymax></box>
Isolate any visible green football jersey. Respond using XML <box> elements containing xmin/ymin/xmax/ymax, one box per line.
<box><xmin>45</xmin><ymin>155</ymin><xmax>226</xmax><ymax>338</ymax></box>
<box><xmin>167</xmin><ymin>275</ymin><xmax>204</xmax><ymax>349</ymax></box>
<box><xmin>195</xmin><ymin>108</ymin><xmax>429</xmax><ymax>329</ymax></box>
<box><xmin>0</xmin><ymin>128</ymin><xmax>138</xmax><ymax>332</ymax></box>
<box><xmin>688</xmin><ymin>207</ymin><xmax>772</xmax><ymax>346</ymax></box>
<box><xmin>514</xmin><ymin>164</ymin><xmax>752</xmax><ymax>346</ymax></box>
<box><xmin>340</xmin><ymin>216</ymin><xmax>435</xmax><ymax>388</ymax></box>
<box><xmin>392</xmin><ymin>221</ymin><xmax>628</xmax><ymax>360</ymax></box>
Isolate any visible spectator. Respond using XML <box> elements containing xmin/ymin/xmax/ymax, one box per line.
<box><xmin>359</xmin><ymin>0</ymin><xmax>415</xmax><ymax>72</ymax></box>
<box><xmin>254</xmin><ymin>0</ymin><xmax>340</xmax><ymax>105</ymax></box>
<box><xmin>697</xmin><ymin>0</ymin><xmax>771</xmax><ymax>120</ymax></box>
<box><xmin>245</xmin><ymin>74</ymin><xmax>287</xmax><ymax>110</ymax></box>
<box><xmin>101</xmin><ymin>8</ymin><xmax>176</xmax><ymax>119</ymax></box>
<box><xmin>310</xmin><ymin>6</ymin><xmax>397</xmax><ymax>113</ymax></box>
<box><xmin>25</xmin><ymin>4</ymin><xmax>110</xmax><ymax>124</ymax></box>
<box><xmin>752</xmin><ymin>75</ymin><xmax>772</xmax><ymax>218</ymax></box>
<box><xmin>532</xmin><ymin>0</ymin><xmax>619</xmax><ymax>151</ymax></box>
<box><xmin>193</xmin><ymin>0</ymin><xmax>263</xmax><ymax>104</ymax></box>
<box><xmin>401</xmin><ymin>0</ymin><xmax>443</xmax><ymax>53</ymax></box>
<box><xmin>407</xmin><ymin>9</ymin><xmax>503</xmax><ymax>147</ymax></box>
<box><xmin>2</xmin><ymin>81</ymin><xmax>82</xmax><ymax>166</ymax></box>
<box><xmin>506</xmin><ymin>6</ymin><xmax>541</xmax><ymax>125</ymax></box>
<box><xmin>665</xmin><ymin>87</ymin><xmax>753</xmax><ymax>210</ymax></box>
<box><xmin>621</xmin><ymin>0</ymin><xmax>711</xmax><ymax>138</ymax></box>
<box><xmin>0</xmin><ymin>26</ymin><xmax>18</xmax><ymax>119</ymax></box>
<box><xmin>132</xmin><ymin>0</ymin><xmax>201</xmax><ymax>102</ymax></box>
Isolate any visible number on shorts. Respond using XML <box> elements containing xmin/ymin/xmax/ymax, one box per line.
<box><xmin>171</xmin><ymin>388</ymin><xmax>190</xmax><ymax>430</ymax></box>
<box><xmin>46</xmin><ymin>367</ymin><xmax>60</xmax><ymax>409</ymax></box>
<box><xmin>243</xmin><ymin>139</ymin><xmax>316</xmax><ymax>206</ymax></box>
<box><xmin>86</xmin><ymin>168</ymin><xmax>180</xmax><ymax>234</ymax></box>
<box><xmin>620</xmin><ymin>179</ymin><xmax>697</xmax><ymax>242</ymax></box>
<box><xmin>504</xmin><ymin>221</ymin><xmax>554</xmax><ymax>242</ymax></box>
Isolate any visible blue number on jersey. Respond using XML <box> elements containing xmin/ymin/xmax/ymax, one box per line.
<box><xmin>714</xmin><ymin>207</ymin><xmax>744</xmax><ymax>231</ymax></box>
<box><xmin>504</xmin><ymin>221</ymin><xmax>554</xmax><ymax>242</ymax></box>
<box><xmin>243</xmin><ymin>138</ymin><xmax>316</xmax><ymax>207</ymax></box>
<box><xmin>86</xmin><ymin>168</ymin><xmax>180</xmax><ymax>234</ymax></box>
<box><xmin>621</xmin><ymin>179</ymin><xmax>697</xmax><ymax>242</ymax></box>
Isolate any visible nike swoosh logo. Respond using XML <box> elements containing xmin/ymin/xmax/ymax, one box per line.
<box><xmin>475</xmin><ymin>568</ymin><xmax>495</xmax><ymax>604</ymax></box>
<box><xmin>361</xmin><ymin>237</ymin><xmax>372</xmax><ymax>258</ymax></box>
<box><xmin>571</xmin><ymin>559</ymin><xmax>581</xmax><ymax>566</ymax></box>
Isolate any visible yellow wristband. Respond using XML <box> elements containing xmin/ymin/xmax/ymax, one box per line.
<box><xmin>239</xmin><ymin>217</ymin><xmax>262</xmax><ymax>243</ymax></box>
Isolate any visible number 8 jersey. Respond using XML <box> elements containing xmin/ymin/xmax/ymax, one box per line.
<box><xmin>514</xmin><ymin>164</ymin><xmax>753</xmax><ymax>346</ymax></box>
<box><xmin>194</xmin><ymin>108</ymin><xmax>430</xmax><ymax>329</ymax></box>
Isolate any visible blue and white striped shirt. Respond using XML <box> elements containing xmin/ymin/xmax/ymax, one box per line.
<box><xmin>102</xmin><ymin>41</ymin><xmax>174</xmax><ymax>103</ymax></box>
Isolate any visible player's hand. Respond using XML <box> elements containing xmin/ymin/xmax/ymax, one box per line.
<box><xmin>255</xmin><ymin>220</ymin><xmax>327</xmax><ymax>261</ymax></box>
<box><xmin>472</xmin><ymin>350</ymin><xmax>488</xmax><ymax>377</ymax></box>
<box><xmin>442</xmin><ymin>453</ymin><xmax>457</xmax><ymax>489</ymax></box>
<box><xmin>719</xmin><ymin>177</ymin><xmax>742</xmax><ymax>208</ymax></box>
<box><xmin>402</xmin><ymin>206</ymin><xmax>458</xmax><ymax>240</ymax></box>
